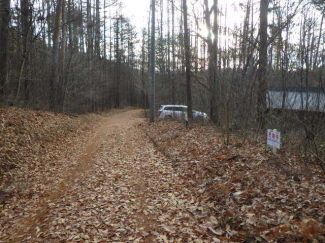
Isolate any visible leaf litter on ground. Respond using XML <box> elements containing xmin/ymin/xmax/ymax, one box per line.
<box><xmin>144</xmin><ymin>120</ymin><xmax>325</xmax><ymax>242</ymax></box>
<box><xmin>0</xmin><ymin>109</ymin><xmax>324</xmax><ymax>242</ymax></box>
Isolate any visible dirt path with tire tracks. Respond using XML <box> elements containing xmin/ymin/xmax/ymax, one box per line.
<box><xmin>1</xmin><ymin>110</ymin><xmax>219</xmax><ymax>243</ymax></box>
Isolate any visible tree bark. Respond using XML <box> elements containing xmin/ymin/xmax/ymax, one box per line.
<box><xmin>0</xmin><ymin>0</ymin><xmax>10</xmax><ymax>100</ymax></box>
<box><xmin>114</xmin><ymin>16</ymin><xmax>120</xmax><ymax>108</ymax></box>
<box><xmin>211</xmin><ymin>0</ymin><xmax>218</xmax><ymax>123</ymax></box>
<box><xmin>49</xmin><ymin>0</ymin><xmax>63</xmax><ymax>110</ymax></box>
<box><xmin>149</xmin><ymin>0</ymin><xmax>156</xmax><ymax>123</ymax></box>
<box><xmin>171</xmin><ymin>0</ymin><xmax>176</xmax><ymax>104</ymax></box>
<box><xmin>257</xmin><ymin>0</ymin><xmax>268</xmax><ymax>126</ymax></box>
<box><xmin>183</xmin><ymin>0</ymin><xmax>193</xmax><ymax>120</ymax></box>
<box><xmin>17</xmin><ymin>0</ymin><xmax>31</xmax><ymax>101</ymax></box>
<box><xmin>95</xmin><ymin>0</ymin><xmax>100</xmax><ymax>57</ymax></box>
<box><xmin>204</xmin><ymin>0</ymin><xmax>218</xmax><ymax>122</ymax></box>
<box><xmin>87</xmin><ymin>0</ymin><xmax>93</xmax><ymax>61</ymax></box>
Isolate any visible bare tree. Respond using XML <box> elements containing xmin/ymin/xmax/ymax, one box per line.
<box><xmin>183</xmin><ymin>0</ymin><xmax>193</xmax><ymax>120</ymax></box>
<box><xmin>16</xmin><ymin>0</ymin><xmax>31</xmax><ymax>100</ymax></box>
<box><xmin>257</xmin><ymin>0</ymin><xmax>269</xmax><ymax>126</ymax></box>
<box><xmin>0</xmin><ymin>0</ymin><xmax>10</xmax><ymax>100</ymax></box>
<box><xmin>149</xmin><ymin>0</ymin><xmax>156</xmax><ymax>123</ymax></box>
<box><xmin>211</xmin><ymin>0</ymin><xmax>219</xmax><ymax>122</ymax></box>
<box><xmin>49</xmin><ymin>0</ymin><xmax>63</xmax><ymax>110</ymax></box>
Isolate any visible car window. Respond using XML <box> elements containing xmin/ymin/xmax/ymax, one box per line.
<box><xmin>163</xmin><ymin>106</ymin><xmax>187</xmax><ymax>111</ymax></box>
<box><xmin>174</xmin><ymin>107</ymin><xmax>187</xmax><ymax>111</ymax></box>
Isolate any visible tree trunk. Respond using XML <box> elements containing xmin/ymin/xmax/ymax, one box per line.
<box><xmin>167</xmin><ymin>0</ymin><xmax>172</xmax><ymax>103</ymax></box>
<box><xmin>95</xmin><ymin>0</ymin><xmax>100</xmax><ymax>57</ymax></box>
<box><xmin>49</xmin><ymin>0</ymin><xmax>63</xmax><ymax>110</ymax></box>
<box><xmin>257</xmin><ymin>0</ymin><xmax>268</xmax><ymax>126</ymax></box>
<box><xmin>159</xmin><ymin>0</ymin><xmax>165</xmax><ymax>74</ymax></box>
<box><xmin>141</xmin><ymin>29</ymin><xmax>147</xmax><ymax>108</ymax></box>
<box><xmin>149</xmin><ymin>0</ymin><xmax>156</xmax><ymax>123</ymax></box>
<box><xmin>114</xmin><ymin>17</ymin><xmax>120</xmax><ymax>108</ymax></box>
<box><xmin>58</xmin><ymin>0</ymin><xmax>66</xmax><ymax>110</ymax></box>
<box><xmin>47</xmin><ymin>0</ymin><xmax>51</xmax><ymax>47</ymax></box>
<box><xmin>211</xmin><ymin>0</ymin><xmax>218</xmax><ymax>123</ymax></box>
<box><xmin>87</xmin><ymin>0</ymin><xmax>93</xmax><ymax>61</ymax></box>
<box><xmin>103</xmin><ymin>0</ymin><xmax>107</xmax><ymax>59</ymax></box>
<box><xmin>16</xmin><ymin>0</ymin><xmax>31</xmax><ymax>101</ymax></box>
<box><xmin>171</xmin><ymin>0</ymin><xmax>176</xmax><ymax>104</ymax></box>
<box><xmin>204</xmin><ymin>0</ymin><xmax>218</xmax><ymax>122</ymax></box>
<box><xmin>0</xmin><ymin>0</ymin><xmax>10</xmax><ymax>100</ymax></box>
<box><xmin>183</xmin><ymin>0</ymin><xmax>193</xmax><ymax>120</ymax></box>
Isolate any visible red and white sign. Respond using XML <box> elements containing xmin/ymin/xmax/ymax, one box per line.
<box><xmin>267</xmin><ymin>129</ymin><xmax>281</xmax><ymax>149</ymax></box>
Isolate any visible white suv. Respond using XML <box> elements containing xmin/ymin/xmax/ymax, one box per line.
<box><xmin>158</xmin><ymin>105</ymin><xmax>208</xmax><ymax>120</ymax></box>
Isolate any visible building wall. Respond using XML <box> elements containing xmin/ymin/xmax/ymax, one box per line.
<box><xmin>267</xmin><ymin>91</ymin><xmax>325</xmax><ymax>112</ymax></box>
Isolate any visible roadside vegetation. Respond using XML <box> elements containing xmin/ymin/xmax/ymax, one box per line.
<box><xmin>144</xmin><ymin>120</ymin><xmax>325</xmax><ymax>242</ymax></box>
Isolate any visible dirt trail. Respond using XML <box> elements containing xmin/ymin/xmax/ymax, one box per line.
<box><xmin>0</xmin><ymin>109</ymin><xmax>218</xmax><ymax>242</ymax></box>
<box><xmin>12</xmin><ymin>110</ymin><xmax>145</xmax><ymax>241</ymax></box>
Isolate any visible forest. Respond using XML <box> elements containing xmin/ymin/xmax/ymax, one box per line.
<box><xmin>1</xmin><ymin>0</ymin><xmax>325</xmax><ymax>164</ymax></box>
<box><xmin>0</xmin><ymin>0</ymin><xmax>323</xmax><ymax>112</ymax></box>
<box><xmin>1</xmin><ymin>0</ymin><xmax>325</xmax><ymax>241</ymax></box>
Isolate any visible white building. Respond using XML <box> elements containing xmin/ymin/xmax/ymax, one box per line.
<box><xmin>267</xmin><ymin>87</ymin><xmax>325</xmax><ymax>112</ymax></box>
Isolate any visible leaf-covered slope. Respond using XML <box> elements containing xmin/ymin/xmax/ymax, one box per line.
<box><xmin>0</xmin><ymin>107</ymin><xmax>100</xmax><ymax>197</ymax></box>
<box><xmin>144</xmin><ymin>121</ymin><xmax>325</xmax><ymax>242</ymax></box>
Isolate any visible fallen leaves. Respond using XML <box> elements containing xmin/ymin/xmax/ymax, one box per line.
<box><xmin>114</xmin><ymin>172</ymin><xmax>122</xmax><ymax>180</ymax></box>
<box><xmin>144</xmin><ymin>120</ymin><xmax>325</xmax><ymax>242</ymax></box>
<box><xmin>1</xmin><ymin>110</ymin><xmax>324</xmax><ymax>242</ymax></box>
<box><xmin>300</xmin><ymin>219</ymin><xmax>325</xmax><ymax>242</ymax></box>
<box><xmin>0</xmin><ymin>107</ymin><xmax>102</xmax><ymax>242</ymax></box>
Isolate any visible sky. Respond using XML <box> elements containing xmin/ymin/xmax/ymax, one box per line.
<box><xmin>116</xmin><ymin>0</ymin><xmax>253</xmax><ymax>54</ymax></box>
<box><xmin>120</xmin><ymin>0</ymin><xmax>151</xmax><ymax>32</ymax></box>
<box><xmin>119</xmin><ymin>0</ymin><xmax>249</xmax><ymax>33</ymax></box>
<box><xmin>108</xmin><ymin>0</ymin><xmax>321</xmax><ymax>57</ymax></box>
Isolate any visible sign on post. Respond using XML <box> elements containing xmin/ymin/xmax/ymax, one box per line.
<box><xmin>267</xmin><ymin>129</ymin><xmax>281</xmax><ymax>149</ymax></box>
